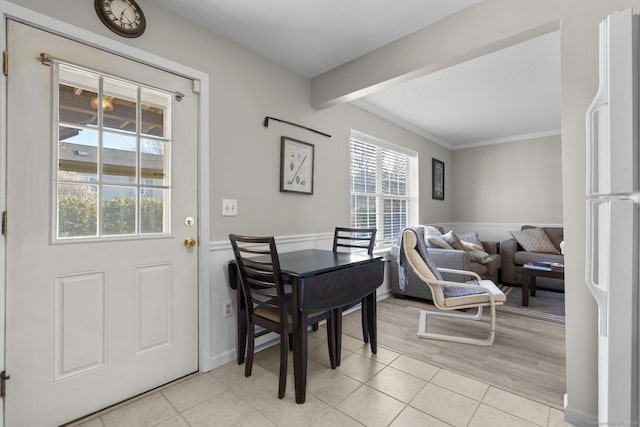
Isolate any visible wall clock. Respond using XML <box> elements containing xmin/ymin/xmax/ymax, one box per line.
<box><xmin>94</xmin><ymin>0</ymin><xmax>146</xmax><ymax>38</ymax></box>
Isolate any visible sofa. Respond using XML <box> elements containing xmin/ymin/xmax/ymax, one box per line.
<box><xmin>500</xmin><ymin>225</ymin><xmax>564</xmax><ymax>291</ymax></box>
<box><xmin>390</xmin><ymin>225</ymin><xmax>501</xmax><ymax>301</ymax></box>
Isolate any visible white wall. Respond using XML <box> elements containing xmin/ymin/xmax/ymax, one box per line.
<box><xmin>452</xmin><ymin>135</ymin><xmax>563</xmax><ymax>225</ymax></box>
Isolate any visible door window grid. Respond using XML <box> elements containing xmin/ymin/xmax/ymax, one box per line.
<box><xmin>54</xmin><ymin>62</ymin><xmax>172</xmax><ymax>240</ymax></box>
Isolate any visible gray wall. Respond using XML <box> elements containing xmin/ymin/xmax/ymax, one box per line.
<box><xmin>451</xmin><ymin>135</ymin><xmax>563</xmax><ymax>224</ymax></box>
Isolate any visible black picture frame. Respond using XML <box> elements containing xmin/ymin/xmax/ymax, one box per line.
<box><xmin>280</xmin><ymin>136</ymin><xmax>314</xmax><ymax>195</ymax></box>
<box><xmin>432</xmin><ymin>158</ymin><xmax>444</xmax><ymax>200</ymax></box>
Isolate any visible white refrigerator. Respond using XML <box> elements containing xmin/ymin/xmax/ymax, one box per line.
<box><xmin>585</xmin><ymin>8</ymin><xmax>639</xmax><ymax>426</ymax></box>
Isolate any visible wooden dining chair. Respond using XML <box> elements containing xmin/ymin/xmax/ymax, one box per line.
<box><xmin>228</xmin><ymin>234</ymin><xmax>337</xmax><ymax>399</ymax></box>
<box><xmin>332</xmin><ymin>227</ymin><xmax>377</xmax><ymax>343</ymax></box>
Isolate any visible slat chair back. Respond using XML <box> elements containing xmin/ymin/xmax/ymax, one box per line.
<box><xmin>333</xmin><ymin>227</ymin><xmax>377</xmax><ymax>255</ymax></box>
<box><xmin>330</xmin><ymin>227</ymin><xmax>377</xmax><ymax>345</ymax></box>
<box><xmin>229</xmin><ymin>235</ymin><xmax>288</xmax><ymax>330</ymax></box>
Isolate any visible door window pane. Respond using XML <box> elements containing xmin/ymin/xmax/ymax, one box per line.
<box><xmin>102</xmin><ymin>132</ymin><xmax>137</xmax><ymax>184</ymax></box>
<box><xmin>103</xmin><ymin>78</ymin><xmax>137</xmax><ymax>133</ymax></box>
<box><xmin>57</xmin><ymin>183</ymin><xmax>98</xmax><ymax>238</ymax></box>
<box><xmin>140</xmin><ymin>188</ymin><xmax>167</xmax><ymax>234</ymax></box>
<box><xmin>58</xmin><ymin>65</ymin><xmax>99</xmax><ymax>128</ymax></box>
<box><xmin>141</xmin><ymin>88</ymin><xmax>169</xmax><ymax>138</ymax></box>
<box><xmin>141</xmin><ymin>139</ymin><xmax>169</xmax><ymax>186</ymax></box>
<box><xmin>102</xmin><ymin>186</ymin><xmax>136</xmax><ymax>236</ymax></box>
<box><xmin>58</xmin><ymin>127</ymin><xmax>99</xmax><ymax>180</ymax></box>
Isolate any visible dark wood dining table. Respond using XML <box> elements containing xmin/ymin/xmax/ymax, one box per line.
<box><xmin>228</xmin><ymin>248</ymin><xmax>385</xmax><ymax>403</ymax></box>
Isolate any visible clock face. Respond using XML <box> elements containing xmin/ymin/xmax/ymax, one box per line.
<box><xmin>95</xmin><ymin>0</ymin><xmax>146</xmax><ymax>38</ymax></box>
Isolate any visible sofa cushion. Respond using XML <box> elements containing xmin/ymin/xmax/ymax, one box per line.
<box><xmin>510</xmin><ymin>228</ymin><xmax>560</xmax><ymax>254</ymax></box>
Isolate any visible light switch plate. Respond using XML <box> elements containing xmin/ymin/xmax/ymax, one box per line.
<box><xmin>222</xmin><ymin>199</ymin><xmax>238</xmax><ymax>216</ymax></box>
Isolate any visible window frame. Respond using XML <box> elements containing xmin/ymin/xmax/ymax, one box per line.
<box><xmin>350</xmin><ymin>131</ymin><xmax>418</xmax><ymax>247</ymax></box>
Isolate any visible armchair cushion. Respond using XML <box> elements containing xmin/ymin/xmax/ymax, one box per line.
<box><xmin>443</xmin><ymin>280</ymin><xmax>506</xmax><ymax>308</ymax></box>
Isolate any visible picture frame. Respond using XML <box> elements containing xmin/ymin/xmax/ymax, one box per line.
<box><xmin>432</xmin><ymin>158</ymin><xmax>444</xmax><ymax>200</ymax></box>
<box><xmin>280</xmin><ymin>136</ymin><xmax>314</xmax><ymax>195</ymax></box>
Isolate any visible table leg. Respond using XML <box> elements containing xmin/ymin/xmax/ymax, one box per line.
<box><xmin>531</xmin><ymin>275</ymin><xmax>537</xmax><ymax>297</ymax></box>
<box><xmin>233</xmin><ymin>266</ymin><xmax>247</xmax><ymax>364</ymax></box>
<box><xmin>326</xmin><ymin>310</ymin><xmax>337</xmax><ymax>369</ymax></box>
<box><xmin>334</xmin><ymin>308</ymin><xmax>343</xmax><ymax>366</ymax></box>
<box><xmin>293</xmin><ymin>310</ymin><xmax>308</xmax><ymax>404</ymax></box>
<box><xmin>522</xmin><ymin>269</ymin><xmax>530</xmax><ymax>306</ymax></box>
<box><xmin>366</xmin><ymin>291</ymin><xmax>377</xmax><ymax>354</ymax></box>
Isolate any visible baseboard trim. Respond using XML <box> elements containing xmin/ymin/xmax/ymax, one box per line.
<box><xmin>564</xmin><ymin>404</ymin><xmax>597</xmax><ymax>427</ymax></box>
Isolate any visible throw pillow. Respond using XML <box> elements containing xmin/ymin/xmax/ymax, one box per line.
<box><xmin>460</xmin><ymin>240</ymin><xmax>483</xmax><ymax>252</ymax></box>
<box><xmin>459</xmin><ymin>232</ymin><xmax>483</xmax><ymax>247</ymax></box>
<box><xmin>423</xmin><ymin>225</ymin><xmax>443</xmax><ymax>237</ymax></box>
<box><xmin>441</xmin><ymin>230</ymin><xmax>466</xmax><ymax>251</ymax></box>
<box><xmin>423</xmin><ymin>225</ymin><xmax>443</xmax><ymax>248</ymax></box>
<box><xmin>461</xmin><ymin>240</ymin><xmax>492</xmax><ymax>264</ymax></box>
<box><xmin>510</xmin><ymin>228</ymin><xmax>561</xmax><ymax>254</ymax></box>
<box><xmin>426</xmin><ymin>236</ymin><xmax>453</xmax><ymax>249</ymax></box>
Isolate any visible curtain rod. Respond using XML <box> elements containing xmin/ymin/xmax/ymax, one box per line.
<box><xmin>263</xmin><ymin>116</ymin><xmax>331</xmax><ymax>138</ymax></box>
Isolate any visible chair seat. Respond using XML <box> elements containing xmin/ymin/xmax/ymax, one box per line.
<box><xmin>442</xmin><ymin>279</ymin><xmax>506</xmax><ymax>308</ymax></box>
<box><xmin>254</xmin><ymin>305</ymin><xmax>328</xmax><ymax>324</ymax></box>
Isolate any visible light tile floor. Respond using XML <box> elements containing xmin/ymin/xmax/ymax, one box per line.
<box><xmin>70</xmin><ymin>332</ymin><xmax>574</xmax><ymax>427</ymax></box>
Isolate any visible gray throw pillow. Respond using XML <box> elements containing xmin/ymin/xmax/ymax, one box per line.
<box><xmin>510</xmin><ymin>228</ymin><xmax>560</xmax><ymax>254</ymax></box>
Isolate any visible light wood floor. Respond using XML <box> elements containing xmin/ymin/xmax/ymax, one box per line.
<box><xmin>341</xmin><ymin>296</ymin><xmax>566</xmax><ymax>409</ymax></box>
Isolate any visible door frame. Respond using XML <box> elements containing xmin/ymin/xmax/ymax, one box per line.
<box><xmin>0</xmin><ymin>1</ymin><xmax>212</xmax><ymax>421</ymax></box>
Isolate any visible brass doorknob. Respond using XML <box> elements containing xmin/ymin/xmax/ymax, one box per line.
<box><xmin>184</xmin><ymin>238</ymin><xmax>196</xmax><ymax>248</ymax></box>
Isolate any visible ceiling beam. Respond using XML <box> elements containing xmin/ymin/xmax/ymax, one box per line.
<box><xmin>310</xmin><ymin>0</ymin><xmax>561</xmax><ymax>110</ymax></box>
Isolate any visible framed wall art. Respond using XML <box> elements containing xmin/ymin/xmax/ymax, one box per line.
<box><xmin>432</xmin><ymin>158</ymin><xmax>444</xmax><ymax>200</ymax></box>
<box><xmin>280</xmin><ymin>136</ymin><xmax>314</xmax><ymax>195</ymax></box>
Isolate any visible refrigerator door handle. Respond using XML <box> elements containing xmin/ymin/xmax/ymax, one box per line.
<box><xmin>585</xmin><ymin>198</ymin><xmax>609</xmax><ymax>337</ymax></box>
<box><xmin>585</xmin><ymin>17</ymin><xmax>610</xmax><ymax>197</ymax></box>
<box><xmin>585</xmin><ymin>97</ymin><xmax>607</xmax><ymax>196</ymax></box>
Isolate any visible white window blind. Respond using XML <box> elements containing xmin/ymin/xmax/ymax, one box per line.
<box><xmin>350</xmin><ymin>134</ymin><xmax>418</xmax><ymax>246</ymax></box>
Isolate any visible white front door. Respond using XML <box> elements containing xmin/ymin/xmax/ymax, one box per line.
<box><xmin>5</xmin><ymin>21</ymin><xmax>199</xmax><ymax>426</ymax></box>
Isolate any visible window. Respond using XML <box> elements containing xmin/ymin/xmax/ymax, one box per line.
<box><xmin>54</xmin><ymin>62</ymin><xmax>172</xmax><ymax>240</ymax></box>
<box><xmin>350</xmin><ymin>132</ymin><xmax>418</xmax><ymax>246</ymax></box>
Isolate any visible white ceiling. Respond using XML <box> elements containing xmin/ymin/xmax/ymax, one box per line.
<box><xmin>149</xmin><ymin>0</ymin><xmax>560</xmax><ymax>149</ymax></box>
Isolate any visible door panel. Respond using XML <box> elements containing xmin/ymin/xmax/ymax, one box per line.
<box><xmin>5</xmin><ymin>21</ymin><xmax>199</xmax><ymax>426</ymax></box>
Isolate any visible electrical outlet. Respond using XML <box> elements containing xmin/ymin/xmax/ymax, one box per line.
<box><xmin>223</xmin><ymin>301</ymin><xmax>232</xmax><ymax>318</ymax></box>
